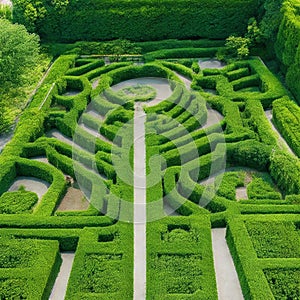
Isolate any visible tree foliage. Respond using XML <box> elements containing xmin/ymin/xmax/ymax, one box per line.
<box><xmin>225</xmin><ymin>36</ymin><xmax>251</xmax><ymax>60</ymax></box>
<box><xmin>0</xmin><ymin>4</ymin><xmax>12</xmax><ymax>20</ymax></box>
<box><xmin>0</xmin><ymin>19</ymin><xmax>40</xmax><ymax>87</ymax></box>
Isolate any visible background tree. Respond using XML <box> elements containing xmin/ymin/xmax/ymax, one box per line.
<box><xmin>0</xmin><ymin>19</ymin><xmax>40</xmax><ymax>88</ymax></box>
<box><xmin>225</xmin><ymin>36</ymin><xmax>251</xmax><ymax>60</ymax></box>
<box><xmin>0</xmin><ymin>4</ymin><xmax>12</xmax><ymax>20</ymax></box>
<box><xmin>0</xmin><ymin>19</ymin><xmax>40</xmax><ymax>133</ymax></box>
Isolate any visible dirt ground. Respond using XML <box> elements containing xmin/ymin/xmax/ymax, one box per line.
<box><xmin>57</xmin><ymin>187</ymin><xmax>89</xmax><ymax>211</ymax></box>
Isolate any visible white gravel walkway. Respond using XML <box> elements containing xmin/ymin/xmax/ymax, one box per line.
<box><xmin>49</xmin><ymin>253</ymin><xmax>75</xmax><ymax>300</ymax></box>
<box><xmin>134</xmin><ymin>102</ymin><xmax>146</xmax><ymax>300</ymax></box>
<box><xmin>212</xmin><ymin>228</ymin><xmax>244</xmax><ymax>300</ymax></box>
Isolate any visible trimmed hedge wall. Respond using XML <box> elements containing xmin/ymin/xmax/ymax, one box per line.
<box><xmin>147</xmin><ymin>216</ymin><xmax>217</xmax><ymax>299</ymax></box>
<box><xmin>272</xmin><ymin>96</ymin><xmax>300</xmax><ymax>157</ymax></box>
<box><xmin>13</xmin><ymin>0</ymin><xmax>259</xmax><ymax>42</ymax></box>
<box><xmin>275</xmin><ymin>0</ymin><xmax>300</xmax><ymax>102</ymax></box>
<box><xmin>65</xmin><ymin>224</ymin><xmax>133</xmax><ymax>299</ymax></box>
<box><xmin>0</xmin><ymin>237</ymin><xmax>61</xmax><ymax>300</ymax></box>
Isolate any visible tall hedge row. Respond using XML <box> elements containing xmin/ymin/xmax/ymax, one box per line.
<box><xmin>13</xmin><ymin>0</ymin><xmax>259</xmax><ymax>42</ymax></box>
<box><xmin>275</xmin><ymin>0</ymin><xmax>300</xmax><ymax>102</ymax></box>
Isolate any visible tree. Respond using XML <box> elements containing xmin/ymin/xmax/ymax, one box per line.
<box><xmin>225</xmin><ymin>36</ymin><xmax>251</xmax><ymax>60</ymax></box>
<box><xmin>0</xmin><ymin>4</ymin><xmax>12</xmax><ymax>20</ymax></box>
<box><xmin>259</xmin><ymin>0</ymin><xmax>283</xmax><ymax>43</ymax></box>
<box><xmin>0</xmin><ymin>19</ymin><xmax>40</xmax><ymax>88</ymax></box>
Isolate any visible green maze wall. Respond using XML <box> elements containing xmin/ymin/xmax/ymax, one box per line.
<box><xmin>0</xmin><ymin>42</ymin><xmax>300</xmax><ymax>299</ymax></box>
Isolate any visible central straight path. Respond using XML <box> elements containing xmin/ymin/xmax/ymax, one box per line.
<box><xmin>133</xmin><ymin>103</ymin><xmax>147</xmax><ymax>300</ymax></box>
<box><xmin>212</xmin><ymin>228</ymin><xmax>244</xmax><ymax>300</ymax></box>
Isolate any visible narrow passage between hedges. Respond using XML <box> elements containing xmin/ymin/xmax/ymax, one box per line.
<box><xmin>265</xmin><ymin>110</ymin><xmax>296</xmax><ymax>156</ymax></box>
<box><xmin>49</xmin><ymin>253</ymin><xmax>75</xmax><ymax>300</ymax></box>
<box><xmin>212</xmin><ymin>228</ymin><xmax>244</xmax><ymax>300</ymax></box>
<box><xmin>134</xmin><ymin>103</ymin><xmax>147</xmax><ymax>300</ymax></box>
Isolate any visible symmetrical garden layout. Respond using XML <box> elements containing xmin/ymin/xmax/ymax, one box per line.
<box><xmin>0</xmin><ymin>47</ymin><xmax>300</xmax><ymax>299</ymax></box>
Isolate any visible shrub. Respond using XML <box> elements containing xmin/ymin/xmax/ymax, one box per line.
<box><xmin>0</xmin><ymin>191</ymin><xmax>38</xmax><ymax>214</ymax></box>
<box><xmin>264</xmin><ymin>268</ymin><xmax>300</xmax><ymax>299</ymax></box>
<box><xmin>245</xmin><ymin>220</ymin><xmax>300</xmax><ymax>258</ymax></box>
<box><xmin>269</xmin><ymin>150</ymin><xmax>300</xmax><ymax>195</ymax></box>
<box><xmin>247</xmin><ymin>176</ymin><xmax>282</xmax><ymax>200</ymax></box>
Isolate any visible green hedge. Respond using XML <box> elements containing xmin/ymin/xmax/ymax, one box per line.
<box><xmin>245</xmin><ymin>220</ymin><xmax>300</xmax><ymax>258</ymax></box>
<box><xmin>0</xmin><ymin>190</ymin><xmax>38</xmax><ymax>214</ymax></box>
<box><xmin>144</xmin><ymin>47</ymin><xmax>221</xmax><ymax>61</ymax></box>
<box><xmin>29</xmin><ymin>55</ymin><xmax>77</xmax><ymax>109</ymax></box>
<box><xmin>13</xmin><ymin>0</ymin><xmax>259</xmax><ymax>42</ymax></box>
<box><xmin>275</xmin><ymin>0</ymin><xmax>300</xmax><ymax>103</ymax></box>
<box><xmin>65</xmin><ymin>224</ymin><xmax>133</xmax><ymax>299</ymax></box>
<box><xmin>264</xmin><ymin>268</ymin><xmax>300</xmax><ymax>299</ymax></box>
<box><xmin>269</xmin><ymin>150</ymin><xmax>300</xmax><ymax>195</ymax></box>
<box><xmin>0</xmin><ymin>237</ymin><xmax>61</xmax><ymax>300</ymax></box>
<box><xmin>66</xmin><ymin>59</ymin><xmax>105</xmax><ymax>76</ymax></box>
<box><xmin>272</xmin><ymin>96</ymin><xmax>300</xmax><ymax>156</ymax></box>
<box><xmin>147</xmin><ymin>216</ymin><xmax>217</xmax><ymax>299</ymax></box>
<box><xmin>226</xmin><ymin>217</ymin><xmax>275</xmax><ymax>299</ymax></box>
<box><xmin>243</xmin><ymin>99</ymin><xmax>277</xmax><ymax>146</ymax></box>
<box><xmin>226</xmin><ymin>140</ymin><xmax>272</xmax><ymax>171</ymax></box>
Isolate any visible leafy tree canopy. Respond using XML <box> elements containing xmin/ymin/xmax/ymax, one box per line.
<box><xmin>0</xmin><ymin>19</ymin><xmax>40</xmax><ymax>89</ymax></box>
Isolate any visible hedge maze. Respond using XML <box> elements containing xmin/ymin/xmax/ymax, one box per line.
<box><xmin>0</xmin><ymin>39</ymin><xmax>300</xmax><ymax>299</ymax></box>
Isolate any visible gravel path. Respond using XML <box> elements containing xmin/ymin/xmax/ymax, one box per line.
<box><xmin>212</xmin><ymin>228</ymin><xmax>244</xmax><ymax>300</ymax></box>
<box><xmin>8</xmin><ymin>176</ymin><xmax>49</xmax><ymax>200</ymax></box>
<box><xmin>199</xmin><ymin>59</ymin><xmax>226</xmax><ymax>70</ymax></box>
<box><xmin>49</xmin><ymin>253</ymin><xmax>75</xmax><ymax>300</ymax></box>
<box><xmin>133</xmin><ymin>102</ymin><xmax>146</xmax><ymax>300</ymax></box>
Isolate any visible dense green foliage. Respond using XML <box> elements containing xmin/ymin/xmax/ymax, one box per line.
<box><xmin>275</xmin><ymin>0</ymin><xmax>300</xmax><ymax>102</ymax></box>
<box><xmin>264</xmin><ymin>268</ymin><xmax>300</xmax><ymax>299</ymax></box>
<box><xmin>147</xmin><ymin>217</ymin><xmax>217</xmax><ymax>299</ymax></box>
<box><xmin>13</xmin><ymin>0</ymin><xmax>259</xmax><ymax>42</ymax></box>
<box><xmin>0</xmin><ymin>190</ymin><xmax>38</xmax><ymax>214</ymax></box>
<box><xmin>227</xmin><ymin>215</ymin><xmax>300</xmax><ymax>299</ymax></box>
<box><xmin>0</xmin><ymin>237</ymin><xmax>61</xmax><ymax>300</ymax></box>
<box><xmin>0</xmin><ymin>19</ymin><xmax>40</xmax><ymax>87</ymax></box>
<box><xmin>246</xmin><ymin>220</ymin><xmax>300</xmax><ymax>258</ymax></box>
<box><xmin>273</xmin><ymin>96</ymin><xmax>300</xmax><ymax>156</ymax></box>
<box><xmin>0</xmin><ymin>18</ymin><xmax>41</xmax><ymax>133</ymax></box>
